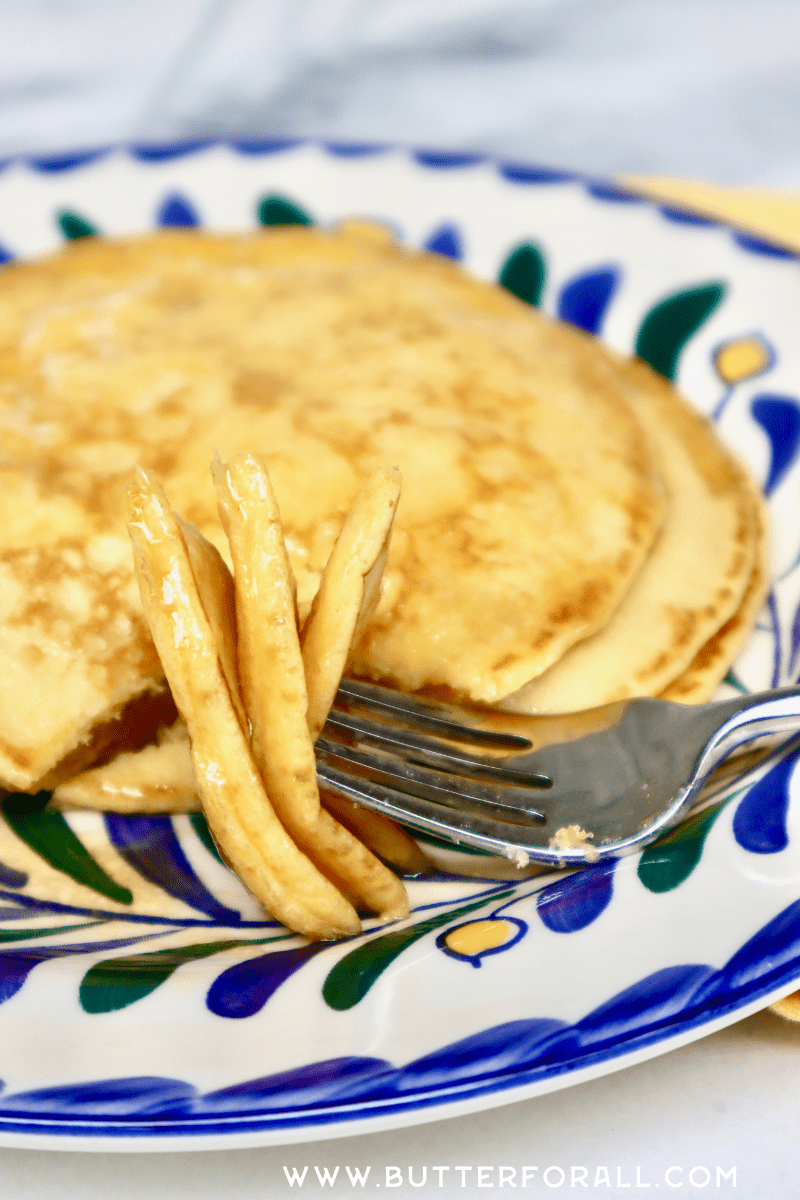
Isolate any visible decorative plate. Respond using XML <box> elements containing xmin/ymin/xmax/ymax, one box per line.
<box><xmin>1</xmin><ymin>140</ymin><xmax>800</xmax><ymax>1151</ymax></box>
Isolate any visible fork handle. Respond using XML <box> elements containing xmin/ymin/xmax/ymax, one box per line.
<box><xmin>698</xmin><ymin>686</ymin><xmax>800</xmax><ymax>778</ymax></box>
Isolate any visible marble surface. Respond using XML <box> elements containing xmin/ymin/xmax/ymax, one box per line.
<box><xmin>0</xmin><ymin>0</ymin><xmax>799</xmax><ymax>185</ymax></box>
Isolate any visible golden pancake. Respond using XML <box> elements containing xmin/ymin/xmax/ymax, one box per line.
<box><xmin>501</xmin><ymin>358</ymin><xmax>759</xmax><ymax>713</ymax></box>
<box><xmin>51</xmin><ymin>721</ymin><xmax>197</xmax><ymax>813</ymax></box>
<box><xmin>126</xmin><ymin>468</ymin><xmax>361</xmax><ymax>940</ymax></box>
<box><xmin>660</xmin><ymin>482</ymin><xmax>770</xmax><ymax>703</ymax></box>
<box><xmin>178</xmin><ymin>513</ymin><xmax>246</xmax><ymax>730</ymax></box>
<box><xmin>0</xmin><ymin>540</ymin><xmax>163</xmax><ymax>792</ymax></box>
<box><xmin>54</xmin><ymin>459</ymin><xmax>430</xmax><ymax>880</ymax></box>
<box><xmin>297</xmin><ymin>463</ymin><xmax>429</xmax><ymax>875</ymax></box>
<box><xmin>213</xmin><ymin>452</ymin><xmax>408</xmax><ymax>921</ymax></box>
<box><xmin>301</xmin><ymin>465</ymin><xmax>402</xmax><ymax>740</ymax></box>
<box><xmin>0</xmin><ymin>225</ymin><xmax>665</xmax><ymax>789</ymax></box>
<box><xmin>52</xmin><ymin>714</ymin><xmax>431</xmax><ymax>874</ymax></box>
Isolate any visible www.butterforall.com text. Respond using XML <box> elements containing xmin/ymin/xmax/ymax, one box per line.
<box><xmin>281</xmin><ymin>1163</ymin><xmax>737</xmax><ymax>1189</ymax></box>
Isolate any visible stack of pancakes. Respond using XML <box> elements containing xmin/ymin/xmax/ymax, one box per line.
<box><xmin>0</xmin><ymin>223</ymin><xmax>767</xmax><ymax>799</ymax></box>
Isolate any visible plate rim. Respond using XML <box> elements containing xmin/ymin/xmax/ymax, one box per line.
<box><xmin>1</xmin><ymin>132</ymin><xmax>798</xmax><ymax>260</ymax></box>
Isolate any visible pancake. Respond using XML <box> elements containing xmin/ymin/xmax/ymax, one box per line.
<box><xmin>660</xmin><ymin>483</ymin><xmax>770</xmax><ymax>703</ymax></box>
<box><xmin>0</xmin><ymin>224</ymin><xmax>665</xmax><ymax>789</ymax></box>
<box><xmin>301</xmin><ymin>465</ymin><xmax>402</xmax><ymax>740</ymax></box>
<box><xmin>212</xmin><ymin>451</ymin><xmax>408</xmax><ymax>921</ymax></box>
<box><xmin>0</xmin><ymin>542</ymin><xmax>163</xmax><ymax>792</ymax></box>
<box><xmin>501</xmin><ymin>358</ymin><xmax>759</xmax><ymax>713</ymax></box>
<box><xmin>126</xmin><ymin>467</ymin><xmax>362</xmax><ymax>940</ymax></box>
<box><xmin>52</xmin><ymin>721</ymin><xmax>197</xmax><ymax>813</ymax></box>
<box><xmin>51</xmin><ymin>723</ymin><xmax>432</xmax><ymax>876</ymax></box>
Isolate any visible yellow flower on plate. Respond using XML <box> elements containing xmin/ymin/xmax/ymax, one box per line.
<box><xmin>440</xmin><ymin>917</ymin><xmax>526</xmax><ymax>965</ymax></box>
<box><xmin>714</xmin><ymin>334</ymin><xmax>772</xmax><ymax>385</ymax></box>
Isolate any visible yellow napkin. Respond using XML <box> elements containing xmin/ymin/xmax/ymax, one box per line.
<box><xmin>622</xmin><ymin>176</ymin><xmax>800</xmax><ymax>1022</ymax></box>
<box><xmin>771</xmin><ymin>993</ymin><xmax>800</xmax><ymax>1021</ymax></box>
<box><xmin>621</xmin><ymin>175</ymin><xmax>800</xmax><ymax>253</ymax></box>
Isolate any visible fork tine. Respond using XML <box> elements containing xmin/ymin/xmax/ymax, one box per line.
<box><xmin>316</xmin><ymin>760</ymin><xmax>553</xmax><ymax>860</ymax></box>
<box><xmin>315</xmin><ymin>736</ymin><xmax>547</xmax><ymax>821</ymax></box>
<box><xmin>324</xmin><ymin>682</ymin><xmax>800</xmax><ymax>866</ymax></box>
<box><xmin>324</xmin><ymin>710</ymin><xmax>551</xmax><ymax>786</ymax></box>
<box><xmin>336</xmin><ymin>679</ymin><xmax>533</xmax><ymax>750</ymax></box>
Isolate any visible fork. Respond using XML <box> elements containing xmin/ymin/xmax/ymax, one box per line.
<box><xmin>314</xmin><ymin>680</ymin><xmax>800</xmax><ymax>866</ymax></box>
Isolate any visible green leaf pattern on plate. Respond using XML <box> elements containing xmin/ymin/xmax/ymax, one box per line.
<box><xmin>2</xmin><ymin>794</ymin><xmax>133</xmax><ymax>906</ymax></box>
<box><xmin>323</xmin><ymin>891</ymin><xmax>515</xmax><ymax>1011</ymax></box>
<box><xmin>257</xmin><ymin>194</ymin><xmax>314</xmax><ymax>227</ymax></box>
<box><xmin>80</xmin><ymin>933</ymin><xmax>293</xmax><ymax>1014</ymax></box>
<box><xmin>635</xmin><ymin>282</ymin><xmax>726</xmax><ymax>379</ymax></box>
<box><xmin>637</xmin><ymin>798</ymin><xmax>736</xmax><ymax>893</ymax></box>
<box><xmin>498</xmin><ymin>242</ymin><xmax>547</xmax><ymax>306</ymax></box>
<box><xmin>57</xmin><ymin>209</ymin><xmax>98</xmax><ymax>240</ymax></box>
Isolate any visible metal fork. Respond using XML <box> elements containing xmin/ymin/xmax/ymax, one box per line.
<box><xmin>314</xmin><ymin>680</ymin><xmax>800</xmax><ymax>866</ymax></box>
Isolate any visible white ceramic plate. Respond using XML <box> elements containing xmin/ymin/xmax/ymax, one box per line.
<box><xmin>1</xmin><ymin>140</ymin><xmax>800</xmax><ymax>1151</ymax></box>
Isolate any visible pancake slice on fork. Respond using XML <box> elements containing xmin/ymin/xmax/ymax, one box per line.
<box><xmin>125</xmin><ymin>467</ymin><xmax>361</xmax><ymax>940</ymax></box>
<box><xmin>213</xmin><ymin>451</ymin><xmax>409</xmax><ymax>920</ymax></box>
<box><xmin>301</xmin><ymin>466</ymin><xmax>402</xmax><ymax>740</ymax></box>
<box><xmin>299</xmin><ymin>465</ymin><xmax>431</xmax><ymax>877</ymax></box>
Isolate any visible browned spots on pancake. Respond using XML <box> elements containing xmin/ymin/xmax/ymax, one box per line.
<box><xmin>691</xmin><ymin>625</ymin><xmax>731</xmax><ymax>670</ymax></box>
<box><xmin>668</xmin><ymin>607</ymin><xmax>699</xmax><ymax>650</ymax></box>
<box><xmin>157</xmin><ymin>396</ymin><xmax>188</xmax><ymax>417</ymax></box>
<box><xmin>153</xmin><ymin>281</ymin><xmax>202</xmax><ymax>312</ymax></box>
<box><xmin>549</xmin><ymin>602</ymin><xmax>575</xmax><ymax>626</ymax></box>
<box><xmin>492</xmin><ymin>652</ymin><xmax>521</xmax><ymax>671</ymax></box>
<box><xmin>635</xmin><ymin>604</ymin><xmax>717</xmax><ymax>681</ymax></box>
<box><xmin>667</xmin><ymin>609</ymin><xmax>741</xmax><ymax>687</ymax></box>
<box><xmin>548</xmin><ymin>580</ymin><xmax>607</xmax><ymax>628</ymax></box>
<box><xmin>232</xmin><ymin>369</ymin><xmax>288</xmax><ymax>409</ymax></box>
<box><xmin>0</xmin><ymin>737</ymin><xmax>32</xmax><ymax>771</ymax></box>
<box><xmin>151</xmin><ymin>450</ymin><xmax>178</xmax><ymax>477</ymax></box>
<box><xmin>0</xmin><ymin>225</ymin><xmax>671</xmax><ymax>779</ymax></box>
